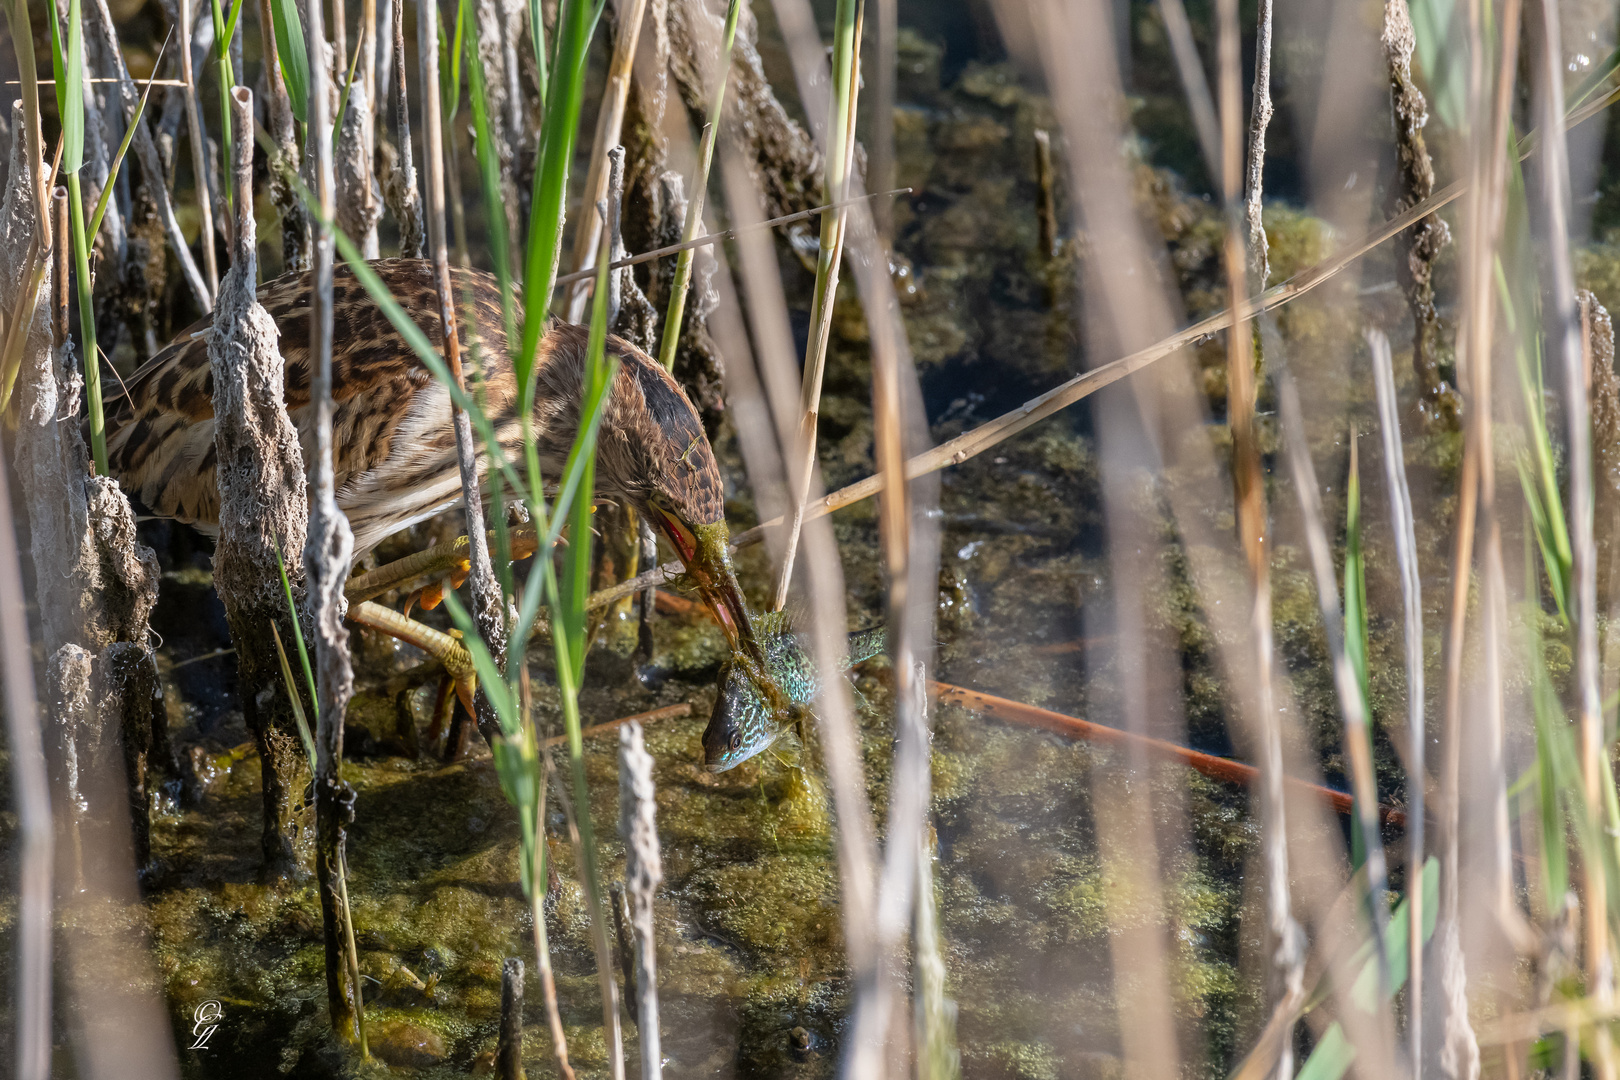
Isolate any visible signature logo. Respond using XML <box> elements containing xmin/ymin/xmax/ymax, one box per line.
<box><xmin>189</xmin><ymin>1000</ymin><xmax>222</xmax><ymax>1050</ymax></box>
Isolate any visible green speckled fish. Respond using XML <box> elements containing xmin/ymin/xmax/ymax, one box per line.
<box><xmin>702</xmin><ymin>612</ymin><xmax>887</xmax><ymax>772</ymax></box>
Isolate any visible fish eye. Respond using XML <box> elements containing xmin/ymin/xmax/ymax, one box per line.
<box><xmin>730</xmin><ymin>732</ymin><xmax>743</xmax><ymax>751</ymax></box>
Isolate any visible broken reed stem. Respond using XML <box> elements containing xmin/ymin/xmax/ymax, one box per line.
<box><xmin>655</xmin><ymin>0</ymin><xmax>740</xmax><ymax>369</ymax></box>
<box><xmin>1217</xmin><ymin>0</ymin><xmax>1303</xmax><ymax>1067</ymax></box>
<box><xmin>1537</xmin><ymin>0</ymin><xmax>1614</xmax><ymax>1061</ymax></box>
<box><xmin>619</xmin><ymin>722</ymin><xmax>663</xmax><ymax>1080</ymax></box>
<box><xmin>496</xmin><ymin>957</ymin><xmax>524</xmax><ymax>1080</ymax></box>
<box><xmin>303</xmin><ymin>0</ymin><xmax>365</xmax><ymax>1048</ymax></box>
<box><xmin>1033</xmin><ymin>129</ymin><xmax>1056</xmax><ymax>260</ymax></box>
<box><xmin>177</xmin><ymin>0</ymin><xmax>219</xmax><ymax>296</ymax></box>
<box><xmin>1382</xmin><ymin>0</ymin><xmax>1452</xmax><ymax>423</ymax></box>
<box><xmin>1369</xmin><ymin>328</ymin><xmax>1425</xmax><ymax>1071</ymax></box>
<box><xmin>772</xmin><ymin>0</ymin><xmax>862</xmax><ymax>611</ymax></box>
<box><xmin>1245</xmin><ymin>0</ymin><xmax>1274</xmax><ymax>284</ymax></box>
<box><xmin>389</xmin><ymin>0</ymin><xmax>423</xmax><ymax>257</ymax></box>
<box><xmin>1277</xmin><ymin>375</ymin><xmax>1390</xmax><ymax>986</ymax></box>
<box><xmin>417</xmin><ymin>0</ymin><xmax>508</xmax><ymax>728</ymax></box>
<box><xmin>564</xmin><ymin>0</ymin><xmax>648</xmax><ymax>321</ymax></box>
<box><xmin>0</xmin><ymin>412</ymin><xmax>51</xmax><ymax>1080</ymax></box>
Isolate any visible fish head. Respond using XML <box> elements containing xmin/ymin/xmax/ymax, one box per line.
<box><xmin>703</xmin><ymin>660</ymin><xmax>802</xmax><ymax>772</ymax></box>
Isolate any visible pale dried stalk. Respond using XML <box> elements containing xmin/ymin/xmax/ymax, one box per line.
<box><xmin>707</xmin><ymin>79</ymin><xmax>881</xmax><ymax>1059</ymax></box>
<box><xmin>772</xmin><ymin>0</ymin><xmax>861</xmax><ymax>610</ymax></box>
<box><xmin>565</xmin><ymin>0</ymin><xmax>650</xmax><ymax>321</ymax></box>
<box><xmin>417</xmin><ymin>0</ymin><xmax>508</xmax><ymax>717</ymax></box>
<box><xmin>0</xmin><ymin>111</ymin><xmax>51</xmax><ymax>1080</ymax></box>
<box><xmin>618</xmin><ymin>722</ymin><xmax>663</xmax><ymax>1080</ymax></box>
<box><xmin>1537</xmin><ymin>0</ymin><xmax>1614</xmax><ymax>1070</ymax></box>
<box><xmin>387</xmin><ymin>0</ymin><xmax>423</xmax><ymax>257</ymax></box>
<box><xmin>1153</xmin><ymin>0</ymin><xmax>1219</xmax><ymax>175</ymax></box>
<box><xmin>1277</xmin><ymin>374</ymin><xmax>1390</xmax><ymax>986</ymax></box>
<box><xmin>1439</xmin><ymin>0</ymin><xmax>1522</xmax><ymax>1072</ymax></box>
<box><xmin>1245</xmin><ymin>0</ymin><xmax>1274</xmax><ymax>283</ymax></box>
<box><xmin>303</xmin><ymin>0</ymin><xmax>366</xmax><ymax>1046</ymax></box>
<box><xmin>257</xmin><ymin>0</ymin><xmax>307</xmax><ymax>270</ymax></box>
<box><xmin>177</xmin><ymin>0</ymin><xmax>219</xmax><ymax>292</ymax></box>
<box><xmin>1218</xmin><ymin>0</ymin><xmax>1303</xmax><ymax>1064</ymax></box>
<box><xmin>211</xmin><ymin>87</ymin><xmax>311</xmax><ymax>879</ymax></box>
<box><xmin>1383</xmin><ymin>0</ymin><xmax>1452</xmax><ymax>421</ymax></box>
<box><xmin>337</xmin><ymin>26</ymin><xmax>381</xmax><ymax>259</ymax></box>
<box><xmin>88</xmin><ymin>0</ymin><xmax>211</xmax><ymax>307</ymax></box>
<box><xmin>1370</xmin><ymin>328</ymin><xmax>1426</xmax><ymax>1072</ymax></box>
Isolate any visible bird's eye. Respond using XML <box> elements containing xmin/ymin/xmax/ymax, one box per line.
<box><xmin>730</xmin><ymin>732</ymin><xmax>743</xmax><ymax>751</ymax></box>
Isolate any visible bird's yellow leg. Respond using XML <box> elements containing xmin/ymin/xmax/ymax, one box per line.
<box><xmin>344</xmin><ymin>527</ymin><xmax>541</xmax><ymax>607</ymax></box>
<box><xmin>348</xmin><ymin>600</ymin><xmax>478</xmax><ymax>719</ymax></box>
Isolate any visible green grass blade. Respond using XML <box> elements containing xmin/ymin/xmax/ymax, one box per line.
<box><xmin>66</xmin><ymin>174</ymin><xmax>104</xmax><ymax>472</ymax></box>
<box><xmin>518</xmin><ymin>0</ymin><xmax>604</xmax><ymax>388</ymax></box>
<box><xmin>528</xmin><ymin>0</ymin><xmax>547</xmax><ymax>104</ymax></box>
<box><xmin>1343</xmin><ymin>439</ymin><xmax>1370</xmax><ymax>872</ymax></box>
<box><xmin>332</xmin><ymin>28</ymin><xmax>367</xmax><ymax>150</ymax></box>
<box><xmin>272</xmin><ymin>536</ymin><xmax>319</xmax><ymax>712</ymax></box>
<box><xmin>269</xmin><ymin>0</ymin><xmax>310</xmax><ymax>122</ymax></box>
<box><xmin>271</xmin><ymin>623</ymin><xmax>319</xmax><ymax>770</ymax></box>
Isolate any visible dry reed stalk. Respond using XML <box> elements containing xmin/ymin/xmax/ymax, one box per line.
<box><xmin>1245</xmin><ymin>0</ymin><xmax>1274</xmax><ymax>283</ymax></box>
<box><xmin>0</xmin><ymin>434</ymin><xmax>50</xmax><ymax>1080</ymax></box>
<box><xmin>1276</xmin><ymin>376</ymin><xmax>1389</xmax><ymax>978</ymax></box>
<box><xmin>871</xmin><ymin>0</ymin><xmax>895</xmax><ymax>241</ymax></box>
<box><xmin>770</xmin><ymin>0</ymin><xmax>861</xmax><ymax>611</ymax></box>
<box><xmin>705</xmin><ymin>87</ymin><xmax>881</xmax><ymax>1055</ymax></box>
<box><xmin>303</xmin><ymin>0</ymin><xmax>366</xmax><ymax>1046</ymax></box>
<box><xmin>619</xmin><ymin>722</ymin><xmax>663</xmax><ymax>1080</ymax></box>
<box><xmin>211</xmin><ymin>86</ymin><xmax>311</xmax><ymax>880</ymax></box>
<box><xmin>176</xmin><ymin>0</ymin><xmax>219</xmax><ymax>293</ymax></box>
<box><xmin>0</xmin><ymin>123</ymin><xmax>51</xmax><ymax>1076</ymax></box>
<box><xmin>1382</xmin><ymin>0</ymin><xmax>1453</xmax><ymax>425</ymax></box>
<box><xmin>565</xmin><ymin>0</ymin><xmax>650</xmax><ymax>321</ymax></box>
<box><xmin>1218</xmin><ymin>0</ymin><xmax>1304</xmax><ymax>1064</ymax></box>
<box><xmin>387</xmin><ymin>0</ymin><xmax>424</xmax><ymax>257</ymax></box>
<box><xmin>256</xmin><ymin>0</ymin><xmax>307</xmax><ymax>271</ymax></box>
<box><xmin>417</xmin><ymin>0</ymin><xmax>508</xmax><ymax>725</ymax></box>
<box><xmin>337</xmin><ymin>23</ymin><xmax>381</xmax><ymax>259</ymax></box>
<box><xmin>496</xmin><ymin>958</ymin><xmax>524</xmax><ymax>1080</ymax></box>
<box><xmin>1369</xmin><ymin>328</ymin><xmax>1426</xmax><ymax>1071</ymax></box>
<box><xmin>1153</xmin><ymin>0</ymin><xmax>1219</xmax><ymax>177</ymax></box>
<box><xmin>1005</xmin><ymin>0</ymin><xmax>1198</xmax><ymax>1071</ymax></box>
<box><xmin>1439</xmin><ymin>0</ymin><xmax>1523</xmax><ymax>1072</ymax></box>
<box><xmin>87</xmin><ymin>0</ymin><xmax>211</xmax><ymax>306</ymax></box>
<box><xmin>1536</xmin><ymin>0</ymin><xmax>1614</xmax><ymax>1070</ymax></box>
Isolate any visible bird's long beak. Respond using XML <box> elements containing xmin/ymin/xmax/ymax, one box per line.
<box><xmin>650</xmin><ymin>511</ymin><xmax>762</xmax><ymax>665</ymax></box>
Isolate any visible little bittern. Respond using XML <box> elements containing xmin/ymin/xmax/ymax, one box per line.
<box><xmin>104</xmin><ymin>258</ymin><xmax>762</xmax><ymax>664</ymax></box>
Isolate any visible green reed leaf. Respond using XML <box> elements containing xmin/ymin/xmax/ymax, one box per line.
<box><xmin>269</xmin><ymin>0</ymin><xmax>311</xmax><ymax>122</ymax></box>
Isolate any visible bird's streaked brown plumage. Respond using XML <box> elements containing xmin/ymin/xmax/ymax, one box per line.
<box><xmin>105</xmin><ymin>258</ymin><xmax>726</xmax><ymax>557</ymax></box>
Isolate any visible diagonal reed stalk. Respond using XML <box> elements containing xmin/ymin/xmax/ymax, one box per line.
<box><xmin>655</xmin><ymin>0</ymin><xmax>738</xmax><ymax>368</ymax></box>
<box><xmin>772</xmin><ymin>0</ymin><xmax>861</xmax><ymax>610</ymax></box>
<box><xmin>177</xmin><ymin>0</ymin><xmax>220</xmax><ymax>296</ymax></box>
<box><xmin>564</xmin><ymin>0</ymin><xmax>649</xmax><ymax>322</ymax></box>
